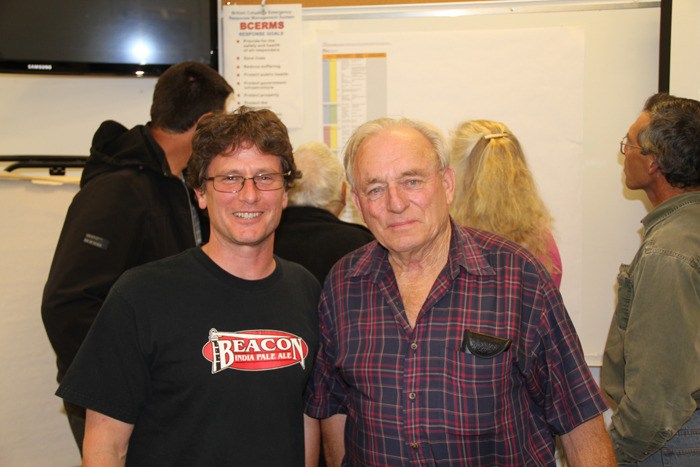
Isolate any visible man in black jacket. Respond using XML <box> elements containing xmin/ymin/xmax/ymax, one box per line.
<box><xmin>41</xmin><ymin>61</ymin><xmax>232</xmax><ymax>453</ymax></box>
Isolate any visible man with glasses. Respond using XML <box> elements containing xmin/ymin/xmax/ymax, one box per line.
<box><xmin>602</xmin><ymin>93</ymin><xmax>700</xmax><ymax>465</ymax></box>
<box><xmin>56</xmin><ymin>107</ymin><xmax>321</xmax><ymax>466</ymax></box>
<box><xmin>304</xmin><ymin>117</ymin><xmax>615</xmax><ymax>465</ymax></box>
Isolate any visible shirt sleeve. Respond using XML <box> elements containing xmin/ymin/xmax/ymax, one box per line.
<box><xmin>304</xmin><ymin>287</ymin><xmax>348</xmax><ymax>419</ymax></box>
<box><xmin>609</xmin><ymin>253</ymin><xmax>700</xmax><ymax>462</ymax></box>
<box><xmin>55</xmin><ymin>280</ymin><xmax>150</xmax><ymax>424</ymax></box>
<box><xmin>524</xmin><ymin>278</ymin><xmax>608</xmax><ymax>435</ymax></box>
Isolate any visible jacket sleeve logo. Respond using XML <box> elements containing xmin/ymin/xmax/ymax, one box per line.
<box><xmin>202</xmin><ymin>328</ymin><xmax>309</xmax><ymax>373</ymax></box>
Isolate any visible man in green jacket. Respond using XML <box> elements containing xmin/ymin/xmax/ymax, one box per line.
<box><xmin>602</xmin><ymin>93</ymin><xmax>700</xmax><ymax>464</ymax></box>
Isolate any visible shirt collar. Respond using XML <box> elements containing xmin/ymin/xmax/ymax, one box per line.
<box><xmin>642</xmin><ymin>191</ymin><xmax>700</xmax><ymax>235</ymax></box>
<box><xmin>346</xmin><ymin>217</ymin><xmax>496</xmax><ymax>282</ymax></box>
<box><xmin>447</xmin><ymin>218</ymin><xmax>496</xmax><ymax>278</ymax></box>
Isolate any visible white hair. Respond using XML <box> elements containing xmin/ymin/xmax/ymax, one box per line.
<box><xmin>343</xmin><ymin>117</ymin><xmax>448</xmax><ymax>188</ymax></box>
<box><xmin>289</xmin><ymin>141</ymin><xmax>345</xmax><ymax>213</ymax></box>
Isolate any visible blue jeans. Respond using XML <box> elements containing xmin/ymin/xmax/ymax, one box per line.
<box><xmin>620</xmin><ymin>411</ymin><xmax>700</xmax><ymax>466</ymax></box>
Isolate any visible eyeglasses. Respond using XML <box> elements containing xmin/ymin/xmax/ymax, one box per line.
<box><xmin>619</xmin><ymin>136</ymin><xmax>643</xmax><ymax>155</ymax></box>
<box><xmin>204</xmin><ymin>171</ymin><xmax>290</xmax><ymax>193</ymax></box>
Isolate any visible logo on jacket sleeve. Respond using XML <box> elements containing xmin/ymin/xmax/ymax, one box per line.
<box><xmin>202</xmin><ymin>328</ymin><xmax>309</xmax><ymax>373</ymax></box>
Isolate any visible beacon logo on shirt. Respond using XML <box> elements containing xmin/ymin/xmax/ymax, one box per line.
<box><xmin>202</xmin><ymin>328</ymin><xmax>309</xmax><ymax>373</ymax></box>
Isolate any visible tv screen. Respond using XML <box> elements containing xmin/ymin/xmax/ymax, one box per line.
<box><xmin>0</xmin><ymin>0</ymin><xmax>218</xmax><ymax>76</ymax></box>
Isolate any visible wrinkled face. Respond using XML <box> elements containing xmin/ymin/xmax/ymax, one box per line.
<box><xmin>350</xmin><ymin>126</ymin><xmax>455</xmax><ymax>258</ymax></box>
<box><xmin>195</xmin><ymin>145</ymin><xmax>288</xmax><ymax>251</ymax></box>
<box><xmin>623</xmin><ymin>112</ymin><xmax>653</xmax><ymax>191</ymax></box>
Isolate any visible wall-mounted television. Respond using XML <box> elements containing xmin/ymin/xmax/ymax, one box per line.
<box><xmin>0</xmin><ymin>0</ymin><xmax>218</xmax><ymax>76</ymax></box>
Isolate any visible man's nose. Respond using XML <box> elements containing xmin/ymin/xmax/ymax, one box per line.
<box><xmin>386</xmin><ymin>184</ymin><xmax>409</xmax><ymax>213</ymax></box>
<box><xmin>237</xmin><ymin>177</ymin><xmax>260</xmax><ymax>200</ymax></box>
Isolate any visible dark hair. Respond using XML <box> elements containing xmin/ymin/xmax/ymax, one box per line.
<box><xmin>150</xmin><ymin>61</ymin><xmax>233</xmax><ymax>133</ymax></box>
<box><xmin>642</xmin><ymin>92</ymin><xmax>675</xmax><ymax>112</ymax></box>
<box><xmin>638</xmin><ymin>93</ymin><xmax>700</xmax><ymax>188</ymax></box>
<box><xmin>186</xmin><ymin>106</ymin><xmax>300</xmax><ymax>190</ymax></box>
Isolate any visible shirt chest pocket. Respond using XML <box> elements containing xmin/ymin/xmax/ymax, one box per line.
<box><xmin>438</xmin><ymin>333</ymin><xmax>512</xmax><ymax>436</ymax></box>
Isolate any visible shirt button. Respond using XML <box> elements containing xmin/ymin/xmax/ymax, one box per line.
<box><xmin>410</xmin><ymin>342</ymin><xmax>418</xmax><ymax>350</ymax></box>
<box><xmin>409</xmin><ymin>392</ymin><xmax>416</xmax><ymax>400</ymax></box>
<box><xmin>411</xmin><ymin>442</ymin><xmax>419</xmax><ymax>449</ymax></box>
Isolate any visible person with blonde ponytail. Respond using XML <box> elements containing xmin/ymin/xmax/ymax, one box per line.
<box><xmin>449</xmin><ymin>119</ymin><xmax>563</xmax><ymax>287</ymax></box>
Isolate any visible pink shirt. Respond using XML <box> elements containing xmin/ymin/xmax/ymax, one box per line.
<box><xmin>540</xmin><ymin>229</ymin><xmax>563</xmax><ymax>288</ymax></box>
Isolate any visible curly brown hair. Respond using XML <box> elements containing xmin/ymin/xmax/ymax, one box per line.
<box><xmin>186</xmin><ymin>106</ymin><xmax>300</xmax><ymax>191</ymax></box>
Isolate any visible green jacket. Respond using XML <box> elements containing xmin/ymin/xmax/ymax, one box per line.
<box><xmin>602</xmin><ymin>191</ymin><xmax>700</xmax><ymax>463</ymax></box>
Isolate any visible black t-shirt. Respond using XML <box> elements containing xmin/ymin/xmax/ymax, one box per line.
<box><xmin>57</xmin><ymin>248</ymin><xmax>320</xmax><ymax>466</ymax></box>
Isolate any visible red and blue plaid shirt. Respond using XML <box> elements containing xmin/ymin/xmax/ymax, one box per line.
<box><xmin>304</xmin><ymin>221</ymin><xmax>607</xmax><ymax>466</ymax></box>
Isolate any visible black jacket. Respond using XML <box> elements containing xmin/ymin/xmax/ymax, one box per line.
<box><xmin>42</xmin><ymin>120</ymin><xmax>207</xmax><ymax>384</ymax></box>
<box><xmin>274</xmin><ymin>206</ymin><xmax>375</xmax><ymax>285</ymax></box>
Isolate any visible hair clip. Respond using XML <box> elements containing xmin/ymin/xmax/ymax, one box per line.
<box><xmin>484</xmin><ymin>133</ymin><xmax>508</xmax><ymax>140</ymax></box>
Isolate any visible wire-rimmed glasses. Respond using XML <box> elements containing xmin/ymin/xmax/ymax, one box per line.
<box><xmin>205</xmin><ymin>171</ymin><xmax>290</xmax><ymax>193</ymax></box>
<box><xmin>619</xmin><ymin>136</ymin><xmax>643</xmax><ymax>155</ymax></box>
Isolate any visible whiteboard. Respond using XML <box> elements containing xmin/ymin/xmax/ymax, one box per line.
<box><xmin>282</xmin><ymin>0</ymin><xmax>661</xmax><ymax>364</ymax></box>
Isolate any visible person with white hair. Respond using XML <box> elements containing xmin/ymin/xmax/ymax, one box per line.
<box><xmin>274</xmin><ymin>141</ymin><xmax>374</xmax><ymax>284</ymax></box>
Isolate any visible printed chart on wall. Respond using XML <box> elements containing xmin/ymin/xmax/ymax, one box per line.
<box><xmin>322</xmin><ymin>48</ymin><xmax>388</xmax><ymax>157</ymax></box>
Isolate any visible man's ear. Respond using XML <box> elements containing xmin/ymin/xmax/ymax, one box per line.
<box><xmin>194</xmin><ymin>187</ymin><xmax>207</xmax><ymax>210</ymax></box>
<box><xmin>328</xmin><ymin>182</ymin><xmax>348</xmax><ymax>217</ymax></box>
<box><xmin>648</xmin><ymin>156</ymin><xmax>660</xmax><ymax>175</ymax></box>
<box><xmin>443</xmin><ymin>166</ymin><xmax>456</xmax><ymax>206</ymax></box>
<box><xmin>195</xmin><ymin>112</ymin><xmax>213</xmax><ymax>128</ymax></box>
<box><xmin>340</xmin><ymin>181</ymin><xmax>347</xmax><ymax>208</ymax></box>
<box><xmin>350</xmin><ymin>189</ymin><xmax>366</xmax><ymax>224</ymax></box>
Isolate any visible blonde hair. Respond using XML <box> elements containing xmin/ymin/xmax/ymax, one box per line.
<box><xmin>449</xmin><ymin>120</ymin><xmax>555</xmax><ymax>272</ymax></box>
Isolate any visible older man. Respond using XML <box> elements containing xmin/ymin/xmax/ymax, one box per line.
<box><xmin>305</xmin><ymin>117</ymin><xmax>614</xmax><ymax>466</ymax></box>
<box><xmin>56</xmin><ymin>107</ymin><xmax>320</xmax><ymax>466</ymax></box>
<box><xmin>602</xmin><ymin>93</ymin><xmax>700</xmax><ymax>464</ymax></box>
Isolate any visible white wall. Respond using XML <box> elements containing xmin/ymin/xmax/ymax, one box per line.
<box><xmin>0</xmin><ymin>75</ymin><xmax>158</xmax><ymax>466</ymax></box>
<box><xmin>669</xmin><ymin>0</ymin><xmax>700</xmax><ymax>99</ymax></box>
<box><xmin>0</xmin><ymin>181</ymin><xmax>81</xmax><ymax>466</ymax></box>
<box><xmin>0</xmin><ymin>1</ymin><xmax>661</xmax><ymax>465</ymax></box>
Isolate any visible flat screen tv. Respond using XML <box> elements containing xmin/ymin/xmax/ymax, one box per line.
<box><xmin>0</xmin><ymin>0</ymin><xmax>218</xmax><ymax>76</ymax></box>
